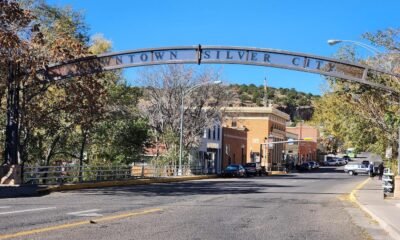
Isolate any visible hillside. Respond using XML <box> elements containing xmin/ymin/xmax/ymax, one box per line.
<box><xmin>227</xmin><ymin>84</ymin><xmax>320</xmax><ymax>122</ymax></box>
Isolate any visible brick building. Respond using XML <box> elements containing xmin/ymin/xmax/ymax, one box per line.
<box><xmin>221</xmin><ymin>127</ymin><xmax>247</xmax><ymax>168</ymax></box>
<box><xmin>286</xmin><ymin>124</ymin><xmax>319</xmax><ymax>163</ymax></box>
<box><xmin>285</xmin><ymin>131</ymin><xmax>299</xmax><ymax>165</ymax></box>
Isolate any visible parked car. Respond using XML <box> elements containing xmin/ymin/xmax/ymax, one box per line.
<box><xmin>344</xmin><ymin>164</ymin><xmax>369</xmax><ymax>175</ymax></box>
<box><xmin>326</xmin><ymin>158</ymin><xmax>345</xmax><ymax>166</ymax></box>
<box><xmin>221</xmin><ymin>164</ymin><xmax>247</xmax><ymax>177</ymax></box>
<box><xmin>342</xmin><ymin>155</ymin><xmax>351</xmax><ymax>162</ymax></box>
<box><xmin>336</xmin><ymin>158</ymin><xmax>347</xmax><ymax>165</ymax></box>
<box><xmin>244</xmin><ymin>162</ymin><xmax>262</xmax><ymax>176</ymax></box>
<box><xmin>298</xmin><ymin>162</ymin><xmax>312</xmax><ymax>171</ymax></box>
<box><xmin>322</xmin><ymin>155</ymin><xmax>335</xmax><ymax>166</ymax></box>
<box><xmin>326</xmin><ymin>159</ymin><xmax>339</xmax><ymax>166</ymax></box>
<box><xmin>308</xmin><ymin>161</ymin><xmax>320</xmax><ymax>169</ymax></box>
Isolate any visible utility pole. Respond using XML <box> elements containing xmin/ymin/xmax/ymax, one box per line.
<box><xmin>264</xmin><ymin>77</ymin><xmax>268</xmax><ymax>107</ymax></box>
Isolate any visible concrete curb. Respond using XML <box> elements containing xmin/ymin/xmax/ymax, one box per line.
<box><xmin>350</xmin><ymin>178</ymin><xmax>400</xmax><ymax>240</ymax></box>
<box><xmin>37</xmin><ymin>175</ymin><xmax>217</xmax><ymax>194</ymax></box>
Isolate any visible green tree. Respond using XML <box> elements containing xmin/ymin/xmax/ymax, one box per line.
<box><xmin>313</xmin><ymin>28</ymin><xmax>400</xmax><ymax>173</ymax></box>
<box><xmin>0</xmin><ymin>0</ymin><xmax>101</xmax><ymax>183</ymax></box>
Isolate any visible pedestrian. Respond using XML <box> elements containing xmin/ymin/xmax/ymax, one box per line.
<box><xmin>285</xmin><ymin>162</ymin><xmax>290</xmax><ymax>173</ymax></box>
<box><xmin>378</xmin><ymin>162</ymin><xmax>384</xmax><ymax>180</ymax></box>
<box><xmin>368</xmin><ymin>161</ymin><xmax>374</xmax><ymax>178</ymax></box>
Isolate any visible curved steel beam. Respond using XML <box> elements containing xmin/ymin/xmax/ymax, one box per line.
<box><xmin>45</xmin><ymin>45</ymin><xmax>400</xmax><ymax>93</ymax></box>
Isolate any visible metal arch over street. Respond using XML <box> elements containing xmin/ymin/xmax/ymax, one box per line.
<box><xmin>46</xmin><ymin>45</ymin><xmax>400</xmax><ymax>93</ymax></box>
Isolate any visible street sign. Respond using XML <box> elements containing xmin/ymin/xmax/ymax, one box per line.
<box><xmin>287</xmin><ymin>138</ymin><xmax>294</xmax><ymax>145</ymax></box>
<box><xmin>268</xmin><ymin>137</ymin><xmax>274</xmax><ymax>149</ymax></box>
<box><xmin>268</xmin><ymin>143</ymin><xmax>273</xmax><ymax>149</ymax></box>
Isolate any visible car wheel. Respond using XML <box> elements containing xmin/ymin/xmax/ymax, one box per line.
<box><xmin>348</xmin><ymin>171</ymin><xmax>354</xmax><ymax>176</ymax></box>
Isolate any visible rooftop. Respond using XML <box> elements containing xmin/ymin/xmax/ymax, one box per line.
<box><xmin>221</xmin><ymin>107</ymin><xmax>290</xmax><ymax>121</ymax></box>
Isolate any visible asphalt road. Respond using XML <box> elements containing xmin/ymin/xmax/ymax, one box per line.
<box><xmin>0</xmin><ymin>158</ymin><xmax>390</xmax><ymax>240</ymax></box>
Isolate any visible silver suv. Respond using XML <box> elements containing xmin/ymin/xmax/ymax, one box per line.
<box><xmin>344</xmin><ymin>164</ymin><xmax>369</xmax><ymax>175</ymax></box>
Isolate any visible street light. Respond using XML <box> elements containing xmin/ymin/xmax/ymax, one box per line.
<box><xmin>327</xmin><ymin>39</ymin><xmax>381</xmax><ymax>55</ymax></box>
<box><xmin>178</xmin><ymin>80</ymin><xmax>222</xmax><ymax>176</ymax></box>
<box><xmin>328</xmin><ymin>39</ymin><xmax>400</xmax><ymax>175</ymax></box>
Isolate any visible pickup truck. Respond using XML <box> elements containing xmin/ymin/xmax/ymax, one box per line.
<box><xmin>344</xmin><ymin>164</ymin><xmax>369</xmax><ymax>175</ymax></box>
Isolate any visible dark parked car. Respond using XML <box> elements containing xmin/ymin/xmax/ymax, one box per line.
<box><xmin>298</xmin><ymin>162</ymin><xmax>312</xmax><ymax>171</ymax></box>
<box><xmin>244</xmin><ymin>162</ymin><xmax>262</xmax><ymax>176</ymax></box>
<box><xmin>221</xmin><ymin>164</ymin><xmax>247</xmax><ymax>177</ymax></box>
<box><xmin>342</xmin><ymin>155</ymin><xmax>351</xmax><ymax>162</ymax></box>
<box><xmin>308</xmin><ymin>161</ymin><xmax>320</xmax><ymax>169</ymax></box>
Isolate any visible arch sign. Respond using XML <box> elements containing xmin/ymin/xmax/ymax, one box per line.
<box><xmin>46</xmin><ymin>45</ymin><xmax>400</xmax><ymax>93</ymax></box>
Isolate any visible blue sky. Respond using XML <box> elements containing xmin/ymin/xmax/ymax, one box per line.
<box><xmin>47</xmin><ymin>0</ymin><xmax>400</xmax><ymax>95</ymax></box>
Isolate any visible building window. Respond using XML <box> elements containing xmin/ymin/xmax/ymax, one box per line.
<box><xmin>232</xmin><ymin>120</ymin><xmax>237</xmax><ymax>128</ymax></box>
<box><xmin>213</xmin><ymin>126</ymin><xmax>216</xmax><ymax>140</ymax></box>
<box><xmin>208</xmin><ymin>129</ymin><xmax>211</xmax><ymax>139</ymax></box>
<box><xmin>203</xmin><ymin>129</ymin><xmax>207</xmax><ymax>138</ymax></box>
<box><xmin>217</xmin><ymin>126</ymin><xmax>220</xmax><ymax>140</ymax></box>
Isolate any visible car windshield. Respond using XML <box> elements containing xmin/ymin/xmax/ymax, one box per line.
<box><xmin>245</xmin><ymin>163</ymin><xmax>255</xmax><ymax>167</ymax></box>
<box><xmin>226</xmin><ymin>165</ymin><xmax>239</xmax><ymax>170</ymax></box>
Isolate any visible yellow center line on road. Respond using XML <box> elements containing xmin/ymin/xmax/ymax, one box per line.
<box><xmin>0</xmin><ymin>208</ymin><xmax>162</xmax><ymax>240</ymax></box>
<box><xmin>349</xmin><ymin>177</ymin><xmax>371</xmax><ymax>203</ymax></box>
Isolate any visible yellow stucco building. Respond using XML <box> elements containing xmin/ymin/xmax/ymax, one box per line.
<box><xmin>222</xmin><ymin>107</ymin><xmax>290</xmax><ymax>171</ymax></box>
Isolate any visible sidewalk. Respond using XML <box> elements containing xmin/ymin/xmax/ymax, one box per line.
<box><xmin>354</xmin><ymin>177</ymin><xmax>400</xmax><ymax>240</ymax></box>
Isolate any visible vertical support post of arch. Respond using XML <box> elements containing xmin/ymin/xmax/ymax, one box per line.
<box><xmin>197</xmin><ymin>44</ymin><xmax>202</xmax><ymax>65</ymax></box>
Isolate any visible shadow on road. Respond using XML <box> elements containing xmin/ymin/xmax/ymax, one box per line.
<box><xmin>74</xmin><ymin>180</ymin><xmax>295</xmax><ymax>197</ymax></box>
<box><xmin>0</xmin><ymin>185</ymin><xmax>48</xmax><ymax>199</ymax></box>
<box><xmin>72</xmin><ymin>166</ymin><xmax>357</xmax><ymax>198</ymax></box>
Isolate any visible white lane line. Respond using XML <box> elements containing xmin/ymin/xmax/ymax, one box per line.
<box><xmin>67</xmin><ymin>209</ymin><xmax>100</xmax><ymax>215</ymax></box>
<box><xmin>0</xmin><ymin>207</ymin><xmax>56</xmax><ymax>215</ymax></box>
<box><xmin>0</xmin><ymin>206</ymin><xmax>11</xmax><ymax>209</ymax></box>
<box><xmin>73</xmin><ymin>213</ymin><xmax>103</xmax><ymax>217</ymax></box>
<box><xmin>67</xmin><ymin>209</ymin><xmax>103</xmax><ymax>217</ymax></box>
